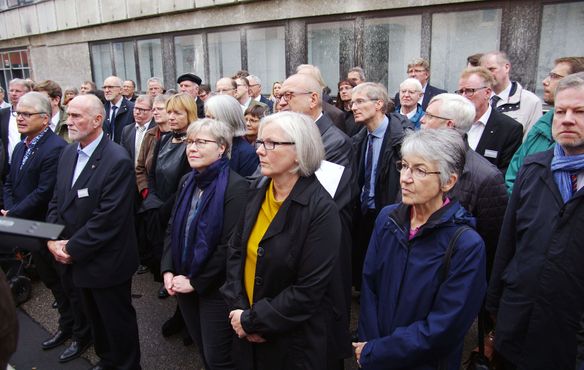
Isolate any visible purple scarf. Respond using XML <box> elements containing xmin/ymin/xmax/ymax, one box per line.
<box><xmin>171</xmin><ymin>158</ymin><xmax>229</xmax><ymax>277</ymax></box>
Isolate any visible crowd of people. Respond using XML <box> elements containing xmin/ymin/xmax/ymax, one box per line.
<box><xmin>0</xmin><ymin>50</ymin><xmax>584</xmax><ymax>370</ymax></box>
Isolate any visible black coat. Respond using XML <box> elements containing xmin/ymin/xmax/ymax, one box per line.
<box><xmin>221</xmin><ymin>175</ymin><xmax>342</xmax><ymax>370</ymax></box>
<box><xmin>104</xmin><ymin>98</ymin><xmax>135</xmax><ymax>144</ymax></box>
<box><xmin>474</xmin><ymin>110</ymin><xmax>523</xmax><ymax>174</ymax></box>
<box><xmin>486</xmin><ymin>149</ymin><xmax>584</xmax><ymax>369</ymax></box>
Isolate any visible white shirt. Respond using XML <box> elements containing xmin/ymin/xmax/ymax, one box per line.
<box><xmin>240</xmin><ymin>97</ymin><xmax>252</xmax><ymax>112</ymax></box>
<box><xmin>0</xmin><ymin>101</ymin><xmax>10</xmax><ymax>109</ymax></box>
<box><xmin>7</xmin><ymin>108</ymin><xmax>20</xmax><ymax>164</ymax></box>
<box><xmin>72</xmin><ymin>132</ymin><xmax>103</xmax><ymax>187</ymax></box>
<box><xmin>134</xmin><ymin>123</ymin><xmax>148</xmax><ymax>165</ymax></box>
<box><xmin>50</xmin><ymin>110</ymin><xmax>60</xmax><ymax>132</ymax></box>
<box><xmin>467</xmin><ymin>106</ymin><xmax>492</xmax><ymax>151</ymax></box>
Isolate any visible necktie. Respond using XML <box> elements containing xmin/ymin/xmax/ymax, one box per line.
<box><xmin>490</xmin><ymin>95</ymin><xmax>501</xmax><ymax>110</ymax></box>
<box><xmin>361</xmin><ymin>134</ymin><xmax>374</xmax><ymax>214</ymax></box>
<box><xmin>135</xmin><ymin>125</ymin><xmax>147</xmax><ymax>163</ymax></box>
<box><xmin>571</xmin><ymin>173</ymin><xmax>578</xmax><ymax>195</ymax></box>
<box><xmin>110</xmin><ymin>105</ymin><xmax>118</xmax><ymax>141</ymax></box>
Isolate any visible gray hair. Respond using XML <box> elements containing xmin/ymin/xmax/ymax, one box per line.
<box><xmin>555</xmin><ymin>71</ymin><xmax>584</xmax><ymax>96</ymax></box>
<box><xmin>428</xmin><ymin>93</ymin><xmax>476</xmax><ymax>135</ymax></box>
<box><xmin>186</xmin><ymin>118</ymin><xmax>233</xmax><ymax>159</ymax></box>
<box><xmin>204</xmin><ymin>95</ymin><xmax>246</xmax><ymax>136</ymax></box>
<box><xmin>399</xmin><ymin>78</ymin><xmax>423</xmax><ymax>92</ymax></box>
<box><xmin>135</xmin><ymin>94</ymin><xmax>153</xmax><ymax>108</ymax></box>
<box><xmin>153</xmin><ymin>94</ymin><xmax>170</xmax><ymax>105</ymax></box>
<box><xmin>352</xmin><ymin>82</ymin><xmax>389</xmax><ymax>112</ymax></box>
<box><xmin>401</xmin><ymin>128</ymin><xmax>466</xmax><ymax>187</ymax></box>
<box><xmin>9</xmin><ymin>78</ymin><xmax>30</xmax><ymax>91</ymax></box>
<box><xmin>18</xmin><ymin>92</ymin><xmax>52</xmax><ymax>117</ymax></box>
<box><xmin>147</xmin><ymin>77</ymin><xmax>164</xmax><ymax>87</ymax></box>
<box><xmin>296</xmin><ymin>64</ymin><xmax>327</xmax><ymax>90</ymax></box>
<box><xmin>248</xmin><ymin>75</ymin><xmax>261</xmax><ymax>86</ymax></box>
<box><xmin>348</xmin><ymin>67</ymin><xmax>366</xmax><ymax>81</ymax></box>
<box><xmin>259</xmin><ymin>112</ymin><xmax>325</xmax><ymax>177</ymax></box>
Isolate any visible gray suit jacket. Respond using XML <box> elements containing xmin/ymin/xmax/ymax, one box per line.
<box><xmin>315</xmin><ymin>113</ymin><xmax>352</xmax><ymax>167</ymax></box>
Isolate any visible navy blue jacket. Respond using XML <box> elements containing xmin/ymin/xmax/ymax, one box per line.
<box><xmin>4</xmin><ymin>129</ymin><xmax>67</xmax><ymax>220</ymax></box>
<box><xmin>358</xmin><ymin>201</ymin><xmax>486</xmax><ymax>370</ymax></box>
<box><xmin>230</xmin><ymin>136</ymin><xmax>258</xmax><ymax>177</ymax></box>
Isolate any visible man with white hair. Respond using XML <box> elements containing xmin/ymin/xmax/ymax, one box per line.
<box><xmin>421</xmin><ymin>93</ymin><xmax>507</xmax><ymax>275</ymax></box>
<box><xmin>247</xmin><ymin>74</ymin><xmax>273</xmax><ymax>112</ymax></box>
<box><xmin>102</xmin><ymin>75</ymin><xmax>135</xmax><ymax>143</ymax></box>
<box><xmin>396</xmin><ymin>78</ymin><xmax>425</xmax><ymax>130</ymax></box>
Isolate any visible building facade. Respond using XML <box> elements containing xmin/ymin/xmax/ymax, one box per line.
<box><xmin>0</xmin><ymin>0</ymin><xmax>583</xmax><ymax>99</ymax></box>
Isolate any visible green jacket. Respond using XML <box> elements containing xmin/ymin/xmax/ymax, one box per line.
<box><xmin>505</xmin><ymin>109</ymin><xmax>554</xmax><ymax>194</ymax></box>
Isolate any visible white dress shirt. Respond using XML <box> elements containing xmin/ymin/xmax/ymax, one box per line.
<box><xmin>467</xmin><ymin>106</ymin><xmax>492</xmax><ymax>151</ymax></box>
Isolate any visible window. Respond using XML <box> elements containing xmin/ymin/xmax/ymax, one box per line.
<box><xmin>208</xmin><ymin>30</ymin><xmax>241</xmax><ymax>87</ymax></box>
<box><xmin>175</xmin><ymin>34</ymin><xmax>205</xmax><ymax>85</ymax></box>
<box><xmin>431</xmin><ymin>9</ymin><xmax>501</xmax><ymax>92</ymax></box>
<box><xmin>137</xmin><ymin>39</ymin><xmax>163</xmax><ymax>91</ymax></box>
<box><xmin>536</xmin><ymin>2</ymin><xmax>584</xmax><ymax>98</ymax></box>
<box><xmin>247</xmin><ymin>26</ymin><xmax>286</xmax><ymax>95</ymax></box>
<box><xmin>113</xmin><ymin>41</ymin><xmax>137</xmax><ymax>87</ymax></box>
<box><xmin>0</xmin><ymin>49</ymin><xmax>31</xmax><ymax>98</ymax></box>
<box><xmin>363</xmin><ymin>15</ymin><xmax>422</xmax><ymax>95</ymax></box>
<box><xmin>307</xmin><ymin>21</ymin><xmax>355</xmax><ymax>95</ymax></box>
<box><xmin>90</xmin><ymin>43</ymin><xmax>113</xmax><ymax>88</ymax></box>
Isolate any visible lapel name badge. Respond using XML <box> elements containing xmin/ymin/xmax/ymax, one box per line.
<box><xmin>484</xmin><ymin>149</ymin><xmax>498</xmax><ymax>159</ymax></box>
<box><xmin>77</xmin><ymin>188</ymin><xmax>89</xmax><ymax>198</ymax></box>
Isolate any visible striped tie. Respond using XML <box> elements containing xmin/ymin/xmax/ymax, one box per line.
<box><xmin>571</xmin><ymin>173</ymin><xmax>578</xmax><ymax>195</ymax></box>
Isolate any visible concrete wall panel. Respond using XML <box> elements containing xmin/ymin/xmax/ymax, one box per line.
<box><xmin>54</xmin><ymin>0</ymin><xmax>79</xmax><ymax>30</ymax></box>
<box><xmin>128</xmin><ymin>0</ymin><xmax>159</xmax><ymax>18</ymax></box>
<box><xmin>159</xmin><ymin>0</ymin><xmax>195</xmax><ymax>13</ymax></box>
<box><xmin>101</xmin><ymin>0</ymin><xmax>128</xmax><ymax>23</ymax></box>
<box><xmin>4</xmin><ymin>8</ymin><xmax>23</xmax><ymax>38</ymax></box>
<box><xmin>30</xmin><ymin>42</ymin><xmax>92</xmax><ymax>88</ymax></box>
<box><xmin>75</xmin><ymin>0</ymin><xmax>101</xmax><ymax>27</ymax></box>
<box><xmin>0</xmin><ymin>12</ymin><xmax>8</xmax><ymax>40</ymax></box>
<box><xmin>19</xmin><ymin>6</ymin><xmax>40</xmax><ymax>36</ymax></box>
<box><xmin>36</xmin><ymin>1</ymin><xmax>59</xmax><ymax>34</ymax></box>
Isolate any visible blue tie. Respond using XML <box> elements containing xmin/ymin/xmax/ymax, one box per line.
<box><xmin>110</xmin><ymin>105</ymin><xmax>118</xmax><ymax>141</ymax></box>
<box><xmin>361</xmin><ymin>134</ymin><xmax>374</xmax><ymax>214</ymax></box>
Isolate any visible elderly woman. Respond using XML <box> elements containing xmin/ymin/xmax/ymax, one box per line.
<box><xmin>221</xmin><ymin>111</ymin><xmax>342</xmax><ymax>370</ymax></box>
<box><xmin>243</xmin><ymin>104</ymin><xmax>270</xmax><ymax>145</ymax></box>
<box><xmin>397</xmin><ymin>78</ymin><xmax>425</xmax><ymax>130</ymax></box>
<box><xmin>205</xmin><ymin>95</ymin><xmax>259</xmax><ymax>176</ymax></box>
<box><xmin>353</xmin><ymin>129</ymin><xmax>486</xmax><ymax>370</ymax></box>
<box><xmin>161</xmin><ymin>118</ymin><xmax>248</xmax><ymax>370</ymax></box>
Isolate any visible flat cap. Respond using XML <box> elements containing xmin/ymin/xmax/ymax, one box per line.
<box><xmin>177</xmin><ymin>73</ymin><xmax>202</xmax><ymax>85</ymax></box>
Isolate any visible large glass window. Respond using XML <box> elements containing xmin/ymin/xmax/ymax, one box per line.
<box><xmin>247</xmin><ymin>26</ymin><xmax>286</xmax><ymax>95</ymax></box>
<box><xmin>90</xmin><ymin>43</ymin><xmax>113</xmax><ymax>88</ymax></box>
<box><xmin>431</xmin><ymin>9</ymin><xmax>501</xmax><ymax>92</ymax></box>
<box><xmin>536</xmin><ymin>2</ymin><xmax>584</xmax><ymax>98</ymax></box>
<box><xmin>137</xmin><ymin>39</ymin><xmax>163</xmax><ymax>91</ymax></box>
<box><xmin>175</xmin><ymin>34</ymin><xmax>205</xmax><ymax>84</ymax></box>
<box><xmin>307</xmin><ymin>21</ymin><xmax>355</xmax><ymax>95</ymax></box>
<box><xmin>208</xmin><ymin>30</ymin><xmax>241</xmax><ymax>88</ymax></box>
<box><xmin>0</xmin><ymin>49</ymin><xmax>31</xmax><ymax>100</ymax></box>
<box><xmin>363</xmin><ymin>15</ymin><xmax>422</xmax><ymax>95</ymax></box>
<box><xmin>113</xmin><ymin>41</ymin><xmax>137</xmax><ymax>86</ymax></box>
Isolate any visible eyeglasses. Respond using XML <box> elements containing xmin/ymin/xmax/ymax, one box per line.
<box><xmin>133</xmin><ymin>107</ymin><xmax>151</xmax><ymax>114</ymax></box>
<box><xmin>281</xmin><ymin>91</ymin><xmax>313</xmax><ymax>102</ymax></box>
<box><xmin>349</xmin><ymin>99</ymin><xmax>378</xmax><ymax>109</ymax></box>
<box><xmin>546</xmin><ymin>72</ymin><xmax>566</xmax><ymax>81</ymax></box>
<box><xmin>454</xmin><ymin>87</ymin><xmax>487</xmax><ymax>97</ymax></box>
<box><xmin>186</xmin><ymin>138</ymin><xmax>217</xmax><ymax>149</ymax></box>
<box><xmin>423</xmin><ymin>111</ymin><xmax>452</xmax><ymax>121</ymax></box>
<box><xmin>12</xmin><ymin>111</ymin><xmax>47</xmax><ymax>119</ymax></box>
<box><xmin>396</xmin><ymin>160</ymin><xmax>440</xmax><ymax>179</ymax></box>
<box><xmin>255</xmin><ymin>139</ymin><xmax>295</xmax><ymax>151</ymax></box>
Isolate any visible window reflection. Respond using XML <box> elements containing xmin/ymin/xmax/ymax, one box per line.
<box><xmin>113</xmin><ymin>41</ymin><xmax>137</xmax><ymax>89</ymax></box>
<box><xmin>247</xmin><ymin>26</ymin><xmax>286</xmax><ymax>95</ymax></box>
<box><xmin>208</xmin><ymin>30</ymin><xmax>241</xmax><ymax>87</ymax></box>
<box><xmin>91</xmin><ymin>44</ymin><xmax>113</xmax><ymax>88</ymax></box>
<box><xmin>137</xmin><ymin>39</ymin><xmax>163</xmax><ymax>92</ymax></box>
<box><xmin>175</xmin><ymin>34</ymin><xmax>205</xmax><ymax>84</ymax></box>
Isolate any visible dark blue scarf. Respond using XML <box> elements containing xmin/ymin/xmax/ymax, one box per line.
<box><xmin>171</xmin><ymin>157</ymin><xmax>229</xmax><ymax>277</ymax></box>
<box><xmin>551</xmin><ymin>144</ymin><xmax>584</xmax><ymax>203</ymax></box>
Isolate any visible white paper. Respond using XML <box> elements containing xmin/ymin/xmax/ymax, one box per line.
<box><xmin>315</xmin><ymin>160</ymin><xmax>345</xmax><ymax>198</ymax></box>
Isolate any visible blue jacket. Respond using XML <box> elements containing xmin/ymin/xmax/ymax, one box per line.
<box><xmin>358</xmin><ymin>201</ymin><xmax>486</xmax><ymax>370</ymax></box>
<box><xmin>230</xmin><ymin>136</ymin><xmax>259</xmax><ymax>177</ymax></box>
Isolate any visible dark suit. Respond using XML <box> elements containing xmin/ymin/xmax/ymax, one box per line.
<box><xmin>0</xmin><ymin>107</ymin><xmax>11</xmax><ymax>180</ymax></box>
<box><xmin>120</xmin><ymin>119</ymin><xmax>156</xmax><ymax>163</ymax></box>
<box><xmin>474</xmin><ymin>110</ymin><xmax>523</xmax><ymax>174</ymax></box>
<box><xmin>47</xmin><ymin>133</ymin><xmax>141</xmax><ymax>369</ymax></box>
<box><xmin>3</xmin><ymin>129</ymin><xmax>73</xmax><ymax>337</ymax></box>
<box><xmin>258</xmin><ymin>95</ymin><xmax>274</xmax><ymax>113</ymax></box>
<box><xmin>394</xmin><ymin>83</ymin><xmax>447</xmax><ymax>111</ymax></box>
<box><xmin>323</xmin><ymin>101</ymin><xmax>349</xmax><ymax>135</ymax></box>
<box><xmin>104</xmin><ymin>98</ymin><xmax>135</xmax><ymax>144</ymax></box>
<box><xmin>196</xmin><ymin>97</ymin><xmax>205</xmax><ymax>118</ymax></box>
<box><xmin>315</xmin><ymin>113</ymin><xmax>352</xmax><ymax>167</ymax></box>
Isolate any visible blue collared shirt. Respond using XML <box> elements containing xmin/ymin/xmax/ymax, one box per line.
<box><xmin>72</xmin><ymin>131</ymin><xmax>103</xmax><ymax>187</ymax></box>
<box><xmin>363</xmin><ymin>115</ymin><xmax>389</xmax><ymax>209</ymax></box>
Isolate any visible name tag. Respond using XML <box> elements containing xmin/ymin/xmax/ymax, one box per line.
<box><xmin>77</xmin><ymin>188</ymin><xmax>89</xmax><ymax>198</ymax></box>
<box><xmin>484</xmin><ymin>149</ymin><xmax>498</xmax><ymax>159</ymax></box>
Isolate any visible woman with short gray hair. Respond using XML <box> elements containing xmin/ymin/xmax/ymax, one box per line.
<box><xmin>354</xmin><ymin>128</ymin><xmax>486</xmax><ymax>370</ymax></box>
<box><xmin>222</xmin><ymin>111</ymin><xmax>342</xmax><ymax>369</ymax></box>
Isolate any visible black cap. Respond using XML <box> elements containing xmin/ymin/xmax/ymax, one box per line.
<box><xmin>177</xmin><ymin>73</ymin><xmax>202</xmax><ymax>86</ymax></box>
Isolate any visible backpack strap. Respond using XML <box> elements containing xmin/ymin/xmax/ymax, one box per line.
<box><xmin>440</xmin><ymin>225</ymin><xmax>473</xmax><ymax>283</ymax></box>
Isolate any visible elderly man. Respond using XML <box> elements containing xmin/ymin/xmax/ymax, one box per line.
<box><xmin>348</xmin><ymin>67</ymin><xmax>366</xmax><ymax>85</ymax></box>
<box><xmin>146</xmin><ymin>77</ymin><xmax>164</xmax><ymax>98</ymax></box>
<box><xmin>350</xmin><ymin>82</ymin><xmax>410</xmax><ymax>291</ymax></box>
<box><xmin>396</xmin><ymin>78</ymin><xmax>425</xmax><ymax>130</ymax></box>
<box><xmin>486</xmin><ymin>72</ymin><xmax>584</xmax><ymax>369</ymax></box>
<box><xmin>506</xmin><ymin>57</ymin><xmax>584</xmax><ymax>194</ymax></box>
<box><xmin>1</xmin><ymin>78</ymin><xmax>31</xmax><ymax>165</ymax></box>
<box><xmin>215</xmin><ymin>77</ymin><xmax>237</xmax><ymax>97</ymax></box>
<box><xmin>456</xmin><ymin>67</ymin><xmax>523</xmax><ymax>174</ymax></box>
<box><xmin>122</xmin><ymin>80</ymin><xmax>137</xmax><ymax>102</ymax></box>
<box><xmin>480</xmin><ymin>51</ymin><xmax>543</xmax><ymax>138</ymax></box>
<box><xmin>34</xmin><ymin>80</ymin><xmax>70</xmax><ymax>142</ymax></box>
<box><xmin>247</xmin><ymin>74</ymin><xmax>273</xmax><ymax>112</ymax></box>
<box><xmin>47</xmin><ymin>94</ymin><xmax>141</xmax><ymax>370</ymax></box>
<box><xmin>121</xmin><ymin>94</ymin><xmax>156</xmax><ymax>165</ymax></box>
<box><xmin>421</xmin><ymin>93</ymin><xmax>507</xmax><ymax>274</ymax></box>
<box><xmin>395</xmin><ymin>57</ymin><xmax>446</xmax><ymax>110</ymax></box>
<box><xmin>102</xmin><ymin>75</ymin><xmax>135</xmax><ymax>143</ymax></box>
<box><xmin>177</xmin><ymin>73</ymin><xmax>204</xmax><ymax>118</ymax></box>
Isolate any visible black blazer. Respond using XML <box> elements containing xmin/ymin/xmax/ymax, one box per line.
<box><xmin>161</xmin><ymin>170</ymin><xmax>248</xmax><ymax>296</ymax></box>
<box><xmin>258</xmin><ymin>95</ymin><xmax>274</xmax><ymax>113</ymax></box>
<box><xmin>0</xmin><ymin>107</ymin><xmax>11</xmax><ymax>178</ymax></box>
<box><xmin>221</xmin><ymin>175</ymin><xmax>341</xmax><ymax>370</ymax></box>
<box><xmin>104</xmin><ymin>98</ymin><xmax>135</xmax><ymax>144</ymax></box>
<box><xmin>120</xmin><ymin>118</ymin><xmax>156</xmax><ymax>163</ymax></box>
<box><xmin>196</xmin><ymin>97</ymin><xmax>205</xmax><ymax>118</ymax></box>
<box><xmin>3</xmin><ymin>129</ymin><xmax>67</xmax><ymax>220</ymax></box>
<box><xmin>46</xmin><ymin>133</ymin><xmax>139</xmax><ymax>288</ymax></box>
<box><xmin>474</xmin><ymin>110</ymin><xmax>523</xmax><ymax>174</ymax></box>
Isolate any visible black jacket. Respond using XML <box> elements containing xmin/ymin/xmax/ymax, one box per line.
<box><xmin>475</xmin><ymin>109</ymin><xmax>523</xmax><ymax>174</ymax></box>
<box><xmin>221</xmin><ymin>175</ymin><xmax>342</xmax><ymax>370</ymax></box>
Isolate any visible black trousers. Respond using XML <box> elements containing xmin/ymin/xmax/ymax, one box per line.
<box><xmin>352</xmin><ymin>209</ymin><xmax>378</xmax><ymax>291</ymax></box>
<box><xmin>58</xmin><ymin>265</ymin><xmax>91</xmax><ymax>342</ymax></box>
<box><xmin>81</xmin><ymin>278</ymin><xmax>141</xmax><ymax>370</ymax></box>
<box><xmin>177</xmin><ymin>289</ymin><xmax>235</xmax><ymax>370</ymax></box>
